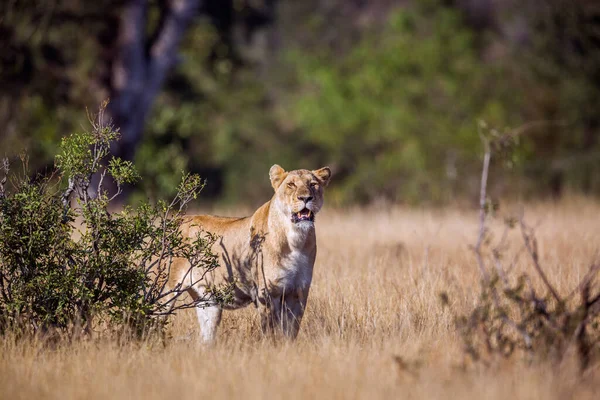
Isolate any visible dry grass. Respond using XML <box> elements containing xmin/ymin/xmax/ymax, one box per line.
<box><xmin>2</xmin><ymin>198</ymin><xmax>600</xmax><ymax>399</ymax></box>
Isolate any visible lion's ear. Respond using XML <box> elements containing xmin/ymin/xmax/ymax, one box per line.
<box><xmin>269</xmin><ymin>164</ymin><xmax>287</xmax><ymax>191</ymax></box>
<box><xmin>313</xmin><ymin>166</ymin><xmax>331</xmax><ymax>187</ymax></box>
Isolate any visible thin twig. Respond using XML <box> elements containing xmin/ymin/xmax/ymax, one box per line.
<box><xmin>61</xmin><ymin>177</ymin><xmax>75</xmax><ymax>222</ymax></box>
<box><xmin>473</xmin><ymin>134</ymin><xmax>491</xmax><ymax>282</ymax></box>
<box><xmin>519</xmin><ymin>217</ymin><xmax>562</xmax><ymax>303</ymax></box>
<box><xmin>566</xmin><ymin>264</ymin><xmax>600</xmax><ymax>302</ymax></box>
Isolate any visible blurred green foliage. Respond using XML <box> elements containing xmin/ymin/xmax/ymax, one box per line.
<box><xmin>2</xmin><ymin>0</ymin><xmax>600</xmax><ymax>205</ymax></box>
<box><xmin>288</xmin><ymin>3</ymin><xmax>522</xmax><ymax>203</ymax></box>
<box><xmin>139</xmin><ymin>2</ymin><xmax>521</xmax><ymax>204</ymax></box>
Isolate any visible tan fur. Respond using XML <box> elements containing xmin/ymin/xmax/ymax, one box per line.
<box><xmin>170</xmin><ymin>165</ymin><xmax>331</xmax><ymax>343</ymax></box>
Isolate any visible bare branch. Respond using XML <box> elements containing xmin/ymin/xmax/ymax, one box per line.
<box><xmin>96</xmin><ymin>169</ymin><xmax>107</xmax><ymax>197</ymax></box>
<box><xmin>473</xmin><ymin>131</ymin><xmax>492</xmax><ymax>283</ymax></box>
<box><xmin>519</xmin><ymin>217</ymin><xmax>562</xmax><ymax>303</ymax></box>
<box><xmin>566</xmin><ymin>264</ymin><xmax>600</xmax><ymax>302</ymax></box>
<box><xmin>507</xmin><ymin>119</ymin><xmax>567</xmax><ymax>138</ymax></box>
<box><xmin>61</xmin><ymin>177</ymin><xmax>75</xmax><ymax>222</ymax></box>
<box><xmin>0</xmin><ymin>158</ymin><xmax>7</xmax><ymax>200</ymax></box>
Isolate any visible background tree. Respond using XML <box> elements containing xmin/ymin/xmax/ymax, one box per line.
<box><xmin>0</xmin><ymin>0</ymin><xmax>277</xmax><ymax>163</ymax></box>
<box><xmin>1</xmin><ymin>0</ymin><xmax>600</xmax><ymax>205</ymax></box>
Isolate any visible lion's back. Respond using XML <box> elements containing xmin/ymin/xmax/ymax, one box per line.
<box><xmin>170</xmin><ymin>214</ymin><xmax>252</xmax><ymax>287</ymax></box>
<box><xmin>185</xmin><ymin>214</ymin><xmax>250</xmax><ymax>237</ymax></box>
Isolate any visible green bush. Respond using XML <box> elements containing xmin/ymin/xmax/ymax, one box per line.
<box><xmin>0</xmin><ymin>105</ymin><xmax>229</xmax><ymax>339</ymax></box>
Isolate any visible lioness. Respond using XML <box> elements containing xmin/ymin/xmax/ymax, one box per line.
<box><xmin>171</xmin><ymin>164</ymin><xmax>331</xmax><ymax>343</ymax></box>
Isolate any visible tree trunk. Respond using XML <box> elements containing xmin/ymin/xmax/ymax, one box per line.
<box><xmin>108</xmin><ymin>0</ymin><xmax>202</xmax><ymax>161</ymax></box>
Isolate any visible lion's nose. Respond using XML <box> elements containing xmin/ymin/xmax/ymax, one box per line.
<box><xmin>298</xmin><ymin>195</ymin><xmax>313</xmax><ymax>203</ymax></box>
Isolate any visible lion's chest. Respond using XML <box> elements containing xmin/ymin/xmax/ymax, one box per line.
<box><xmin>272</xmin><ymin>249</ymin><xmax>314</xmax><ymax>292</ymax></box>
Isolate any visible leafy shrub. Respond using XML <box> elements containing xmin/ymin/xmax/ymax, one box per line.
<box><xmin>0</xmin><ymin>105</ymin><xmax>229</xmax><ymax>339</ymax></box>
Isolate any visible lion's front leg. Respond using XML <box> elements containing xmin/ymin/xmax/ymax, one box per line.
<box><xmin>260</xmin><ymin>288</ymin><xmax>308</xmax><ymax>340</ymax></box>
<box><xmin>281</xmin><ymin>293</ymin><xmax>307</xmax><ymax>340</ymax></box>
<box><xmin>187</xmin><ymin>285</ymin><xmax>222</xmax><ymax>344</ymax></box>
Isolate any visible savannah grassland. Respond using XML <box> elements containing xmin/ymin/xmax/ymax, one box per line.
<box><xmin>1</xmin><ymin>198</ymin><xmax>600</xmax><ymax>399</ymax></box>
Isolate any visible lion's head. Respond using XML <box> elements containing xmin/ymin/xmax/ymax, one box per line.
<box><xmin>269</xmin><ymin>164</ymin><xmax>331</xmax><ymax>227</ymax></box>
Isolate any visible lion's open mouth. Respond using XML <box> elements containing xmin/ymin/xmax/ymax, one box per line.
<box><xmin>292</xmin><ymin>208</ymin><xmax>314</xmax><ymax>223</ymax></box>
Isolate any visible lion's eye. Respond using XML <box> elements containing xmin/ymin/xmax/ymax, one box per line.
<box><xmin>287</xmin><ymin>182</ymin><xmax>296</xmax><ymax>189</ymax></box>
<box><xmin>310</xmin><ymin>182</ymin><xmax>318</xmax><ymax>188</ymax></box>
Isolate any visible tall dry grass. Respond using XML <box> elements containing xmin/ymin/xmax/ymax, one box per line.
<box><xmin>1</xmin><ymin>198</ymin><xmax>599</xmax><ymax>399</ymax></box>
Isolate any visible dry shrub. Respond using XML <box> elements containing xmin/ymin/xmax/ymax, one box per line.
<box><xmin>455</xmin><ymin>124</ymin><xmax>600</xmax><ymax>372</ymax></box>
